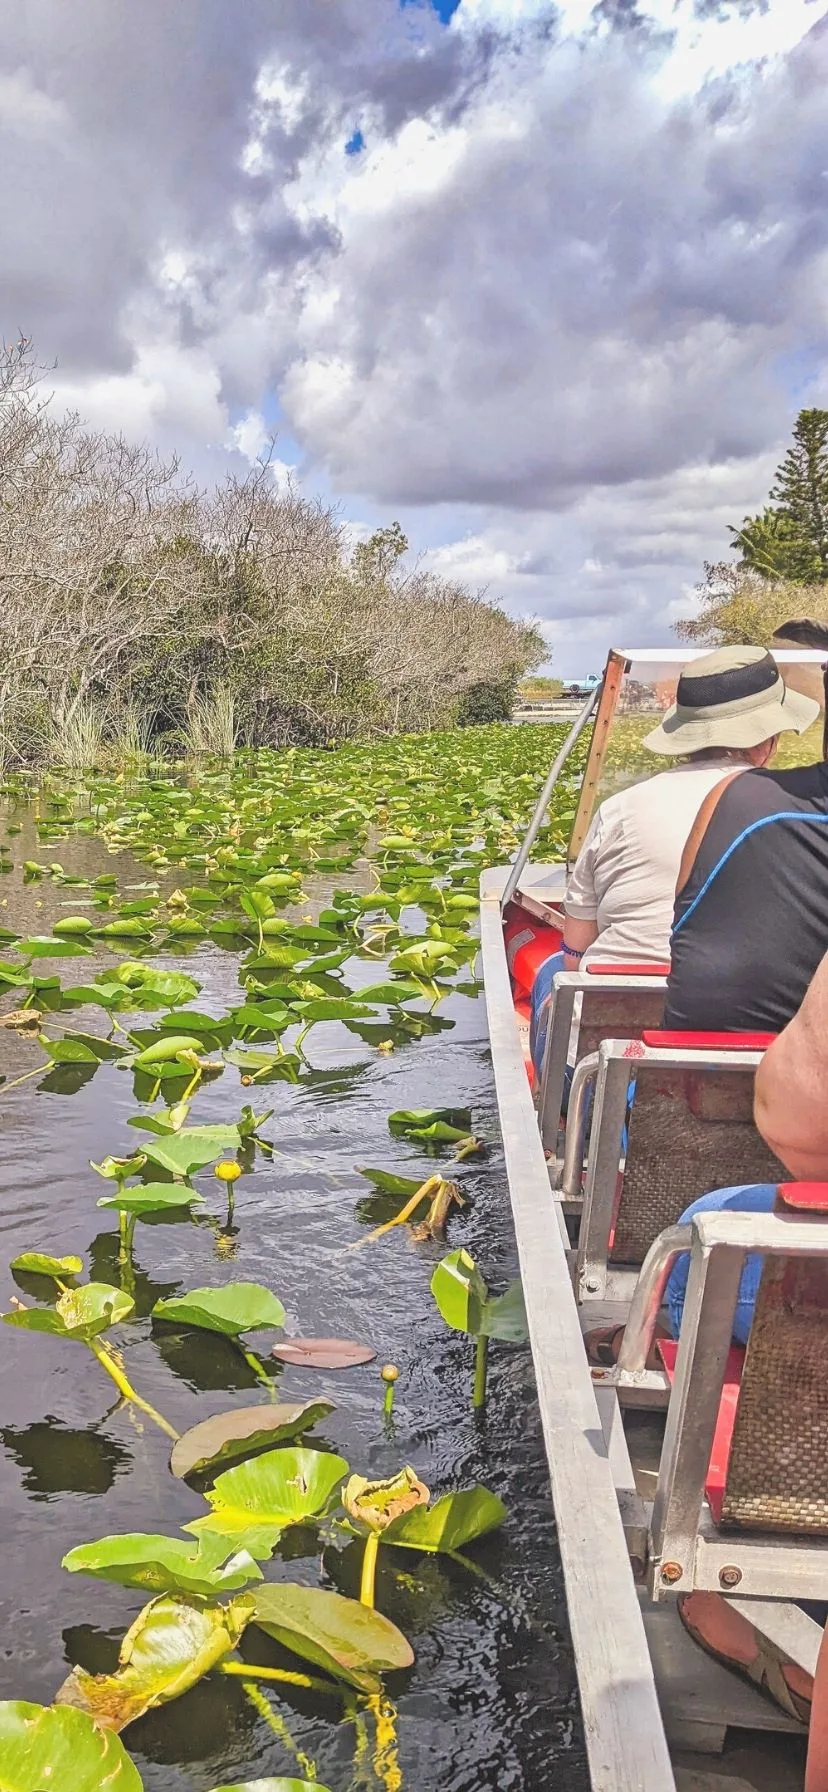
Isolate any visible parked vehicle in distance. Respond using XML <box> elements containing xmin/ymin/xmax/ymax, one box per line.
<box><xmin>561</xmin><ymin>672</ymin><xmax>600</xmax><ymax>699</ymax></box>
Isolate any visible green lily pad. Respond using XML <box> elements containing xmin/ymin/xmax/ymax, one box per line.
<box><xmin>388</xmin><ymin>1108</ymin><xmax>471</xmax><ymax>1143</ymax></box>
<box><xmin>0</xmin><ymin>1701</ymin><xmax>142</xmax><ymax>1789</ymax></box>
<box><xmin>250</xmin><ymin>1583</ymin><xmax>413</xmax><ymax>1693</ymax></box>
<box><xmin>10</xmin><ymin>1250</ymin><xmax>83</xmax><ymax>1279</ymax></box>
<box><xmin>39</xmin><ymin>1031</ymin><xmax>122</xmax><ymax>1064</ymax></box>
<box><xmin>19</xmin><ymin>936</ymin><xmax>92</xmax><ymax>958</ymax></box>
<box><xmin>152</xmin><ymin>1282</ymin><xmax>285</xmax><ymax>1339</ymax></box>
<box><xmin>382</xmin><ymin>1486</ymin><xmax>508</xmax><ymax>1553</ymax></box>
<box><xmin>97</xmin><ymin>1182</ymin><xmax>202</xmax><ymax>1218</ymax></box>
<box><xmin>4</xmin><ymin>1283</ymin><xmax>134</xmax><ymax>1341</ymax></box>
<box><xmin>431</xmin><ymin>1250</ymin><xmax>527</xmax><ymax>1343</ymax></box>
<box><xmin>170</xmin><ymin>1399</ymin><xmax>335</xmax><ymax>1480</ymax></box>
<box><xmin>62</xmin><ymin>1532</ymin><xmax>262</xmax><ymax>1597</ymax></box>
<box><xmin>210</xmin><ymin>1784</ymin><xmax>332</xmax><ymax>1792</ymax></box>
<box><xmin>56</xmin><ymin>1592</ymin><xmax>253</xmax><ymax>1731</ymax></box>
<box><xmin>143</xmin><ymin>1125</ymin><xmax>241</xmax><ymax>1177</ymax></box>
<box><xmin>184</xmin><ymin>1446</ymin><xmax>349</xmax><ymax>1556</ymax></box>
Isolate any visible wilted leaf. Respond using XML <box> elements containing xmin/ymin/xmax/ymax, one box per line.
<box><xmin>185</xmin><ymin>1446</ymin><xmax>349</xmax><ymax>1556</ymax></box>
<box><xmin>56</xmin><ymin>1592</ymin><xmax>253</xmax><ymax>1731</ymax></box>
<box><xmin>342</xmin><ymin>1467</ymin><xmax>429</xmax><ymax>1534</ymax></box>
<box><xmin>170</xmin><ymin>1400</ymin><xmax>335</xmax><ymax>1480</ymax></box>
<box><xmin>0</xmin><ymin>1700</ymin><xmax>142</xmax><ymax>1790</ymax></box>
<box><xmin>251</xmin><ymin>1583</ymin><xmax>413</xmax><ymax>1693</ymax></box>
<box><xmin>62</xmin><ymin>1532</ymin><xmax>262</xmax><ymax>1597</ymax></box>
<box><xmin>152</xmin><ymin>1282</ymin><xmax>285</xmax><ymax>1338</ymax></box>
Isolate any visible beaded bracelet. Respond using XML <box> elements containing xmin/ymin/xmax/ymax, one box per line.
<box><xmin>563</xmin><ymin>942</ymin><xmax>584</xmax><ymax>959</ymax></box>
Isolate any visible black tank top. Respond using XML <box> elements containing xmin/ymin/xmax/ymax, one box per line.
<box><xmin>665</xmin><ymin>762</ymin><xmax>828</xmax><ymax>1034</ymax></box>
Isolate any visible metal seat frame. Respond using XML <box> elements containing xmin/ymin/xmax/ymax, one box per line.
<box><xmin>537</xmin><ymin>967</ymin><xmax>668</xmax><ymax>1157</ymax></box>
<box><xmin>562</xmin><ymin>1037</ymin><xmax>775</xmax><ymax>1307</ymax></box>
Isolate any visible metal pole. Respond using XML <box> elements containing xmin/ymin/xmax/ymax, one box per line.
<box><xmin>501</xmin><ymin>683</ymin><xmax>601</xmax><ymax>911</ymax></box>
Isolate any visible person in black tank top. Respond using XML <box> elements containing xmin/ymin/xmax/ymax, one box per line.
<box><xmin>666</xmin><ymin>761</ymin><xmax>828</xmax><ymax>1033</ymax></box>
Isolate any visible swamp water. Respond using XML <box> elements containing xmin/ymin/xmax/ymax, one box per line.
<box><xmin>0</xmin><ymin>728</ymin><xmax>589</xmax><ymax>1792</ymax></box>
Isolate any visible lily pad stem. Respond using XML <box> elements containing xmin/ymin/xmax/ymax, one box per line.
<box><xmin>235</xmin><ymin>1340</ymin><xmax>277</xmax><ymax>1399</ymax></box>
<box><xmin>87</xmin><ymin>1337</ymin><xmax>179</xmax><ymax>1441</ymax></box>
<box><xmin>219</xmin><ymin>1661</ymin><xmax>336</xmax><ymax>1696</ymax></box>
<box><xmin>473</xmin><ymin>1332</ymin><xmax>489</xmax><ymax>1410</ymax></box>
<box><xmin>360</xmin><ymin>1529</ymin><xmax>380</xmax><ymax>1608</ymax></box>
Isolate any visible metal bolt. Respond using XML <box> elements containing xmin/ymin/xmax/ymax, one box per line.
<box><xmin>660</xmin><ymin>1562</ymin><xmax>683</xmax><ymax>1585</ymax></box>
<box><xmin>584</xmin><ymin>1277</ymin><xmax>601</xmax><ymax>1294</ymax></box>
<box><xmin>719</xmin><ymin>1565</ymin><xmax>742</xmax><ymax>1589</ymax></box>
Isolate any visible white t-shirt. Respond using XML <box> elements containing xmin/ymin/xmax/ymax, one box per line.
<box><xmin>565</xmin><ymin>761</ymin><xmax>739</xmax><ymax>966</ymax></box>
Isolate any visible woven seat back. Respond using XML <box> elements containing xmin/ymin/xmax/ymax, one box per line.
<box><xmin>574</xmin><ymin>990</ymin><xmax>665</xmax><ymax>1068</ymax></box>
<box><xmin>721</xmin><ymin>1256</ymin><xmax>828</xmax><ymax>1535</ymax></box>
<box><xmin>611</xmin><ymin>1068</ymin><xmax>785</xmax><ymax>1265</ymax></box>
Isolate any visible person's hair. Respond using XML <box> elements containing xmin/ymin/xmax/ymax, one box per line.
<box><xmin>683</xmin><ymin>742</ymin><xmax>773</xmax><ymax>764</ymax></box>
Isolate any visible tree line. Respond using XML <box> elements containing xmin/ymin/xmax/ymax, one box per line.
<box><xmin>0</xmin><ymin>338</ymin><xmax>544</xmax><ymax>766</ymax></box>
<box><xmin>679</xmin><ymin>408</ymin><xmax>828</xmax><ymax>647</ymax></box>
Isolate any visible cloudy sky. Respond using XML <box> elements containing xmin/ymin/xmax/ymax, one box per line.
<box><xmin>2</xmin><ymin>0</ymin><xmax>826</xmax><ymax>673</ymax></box>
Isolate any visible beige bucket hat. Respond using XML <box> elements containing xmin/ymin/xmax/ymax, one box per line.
<box><xmin>644</xmin><ymin>645</ymin><xmax>820</xmax><ymax>754</ymax></box>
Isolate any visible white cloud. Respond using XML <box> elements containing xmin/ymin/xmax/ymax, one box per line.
<box><xmin>1</xmin><ymin>0</ymin><xmax>827</xmax><ymax>674</ymax></box>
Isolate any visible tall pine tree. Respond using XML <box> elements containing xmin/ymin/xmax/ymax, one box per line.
<box><xmin>770</xmin><ymin>408</ymin><xmax>828</xmax><ymax>582</ymax></box>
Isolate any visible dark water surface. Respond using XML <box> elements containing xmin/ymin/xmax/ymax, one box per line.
<box><xmin>0</xmin><ymin>808</ymin><xmax>588</xmax><ymax>1791</ymax></box>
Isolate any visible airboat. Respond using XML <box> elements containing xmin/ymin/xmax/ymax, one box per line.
<box><xmin>480</xmin><ymin>644</ymin><xmax>828</xmax><ymax>1791</ymax></box>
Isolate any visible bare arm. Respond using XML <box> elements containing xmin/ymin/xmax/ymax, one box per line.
<box><xmin>562</xmin><ymin>914</ymin><xmax>599</xmax><ymax>966</ymax></box>
<box><xmin>675</xmin><ymin>771</ymin><xmax>741</xmax><ymax>896</ymax></box>
<box><xmin>754</xmin><ymin>949</ymin><xmax>828</xmax><ymax>1181</ymax></box>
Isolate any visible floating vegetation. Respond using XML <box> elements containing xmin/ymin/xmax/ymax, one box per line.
<box><xmin>0</xmin><ymin>722</ymin><xmax>581</xmax><ymax>1788</ymax></box>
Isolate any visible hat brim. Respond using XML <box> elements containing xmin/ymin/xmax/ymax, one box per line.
<box><xmin>643</xmin><ymin>684</ymin><xmax>820</xmax><ymax>755</ymax></box>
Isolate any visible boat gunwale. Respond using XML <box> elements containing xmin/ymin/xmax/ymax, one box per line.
<box><xmin>479</xmin><ymin>863</ymin><xmax>676</xmax><ymax>1791</ymax></box>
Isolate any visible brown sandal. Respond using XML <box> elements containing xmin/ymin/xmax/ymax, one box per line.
<box><xmin>678</xmin><ymin>1593</ymin><xmax>811</xmax><ymax>1725</ymax></box>
<box><xmin>584</xmin><ymin>1322</ymin><xmax>670</xmax><ymax>1371</ymax></box>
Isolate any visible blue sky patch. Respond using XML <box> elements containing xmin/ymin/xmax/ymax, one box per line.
<box><xmin>345</xmin><ymin>128</ymin><xmax>366</xmax><ymax>157</ymax></box>
<box><xmin>401</xmin><ymin>0</ymin><xmax>463</xmax><ymax>22</ymax></box>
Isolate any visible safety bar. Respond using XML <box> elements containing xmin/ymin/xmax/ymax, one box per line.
<box><xmin>558</xmin><ymin>1052</ymin><xmax>599</xmax><ymax>1198</ymax></box>
<box><xmin>616</xmin><ymin>1226</ymin><xmax>692</xmax><ymax>1373</ymax></box>
<box><xmin>501</xmin><ymin>682</ymin><xmax>601</xmax><ymax>911</ymax></box>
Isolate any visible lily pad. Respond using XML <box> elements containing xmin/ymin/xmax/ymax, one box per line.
<box><xmin>250</xmin><ymin>1583</ymin><xmax>413</xmax><ymax>1692</ymax></box>
<box><xmin>170</xmin><ymin>1399</ymin><xmax>335</xmax><ymax>1480</ymax></box>
<box><xmin>10</xmin><ymin>1250</ymin><xmax>83</xmax><ymax>1279</ymax></box>
<box><xmin>388</xmin><ymin>1108</ymin><xmax>472</xmax><ymax>1144</ymax></box>
<box><xmin>56</xmin><ymin>1592</ymin><xmax>253</xmax><ymax>1731</ymax></box>
<box><xmin>382</xmin><ymin>1486</ymin><xmax>508</xmax><ymax>1553</ymax></box>
<box><xmin>210</xmin><ymin>1783</ymin><xmax>332</xmax><ymax>1792</ymax></box>
<box><xmin>97</xmin><ymin>1182</ymin><xmax>203</xmax><ymax>1218</ymax></box>
<box><xmin>210</xmin><ymin>1784</ymin><xmax>332</xmax><ymax>1792</ymax></box>
<box><xmin>152</xmin><ymin>1282</ymin><xmax>285</xmax><ymax>1339</ymax></box>
<box><xmin>62</xmin><ymin>1532</ymin><xmax>262</xmax><ymax>1597</ymax></box>
<box><xmin>0</xmin><ymin>1700</ymin><xmax>143</xmax><ymax>1789</ymax></box>
<box><xmin>270</xmin><ymin>1338</ymin><xmax>376</xmax><ymax>1370</ymax></box>
<box><xmin>4</xmin><ymin>1283</ymin><xmax>134</xmax><ymax>1341</ymax></box>
<box><xmin>143</xmin><ymin>1125</ymin><xmax>241</xmax><ymax>1177</ymax></box>
<box><xmin>431</xmin><ymin>1250</ymin><xmax>527</xmax><ymax>1343</ymax></box>
<box><xmin>184</xmin><ymin>1445</ymin><xmax>349</xmax><ymax>1556</ymax></box>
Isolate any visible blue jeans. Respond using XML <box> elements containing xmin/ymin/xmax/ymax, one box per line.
<box><xmin>665</xmin><ymin>1183</ymin><xmax>776</xmax><ymax>1345</ymax></box>
<box><xmin>530</xmin><ymin>950</ymin><xmax>566</xmax><ymax>1077</ymax></box>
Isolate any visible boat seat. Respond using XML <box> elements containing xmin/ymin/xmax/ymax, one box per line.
<box><xmin>625</xmin><ymin>1186</ymin><xmax>828</xmax><ymax>1601</ymax></box>
<box><xmin>566</xmin><ymin>1034</ymin><xmax>783</xmax><ymax>1304</ymax></box>
<box><xmin>537</xmin><ymin>967</ymin><xmax>668</xmax><ymax>1156</ymax></box>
